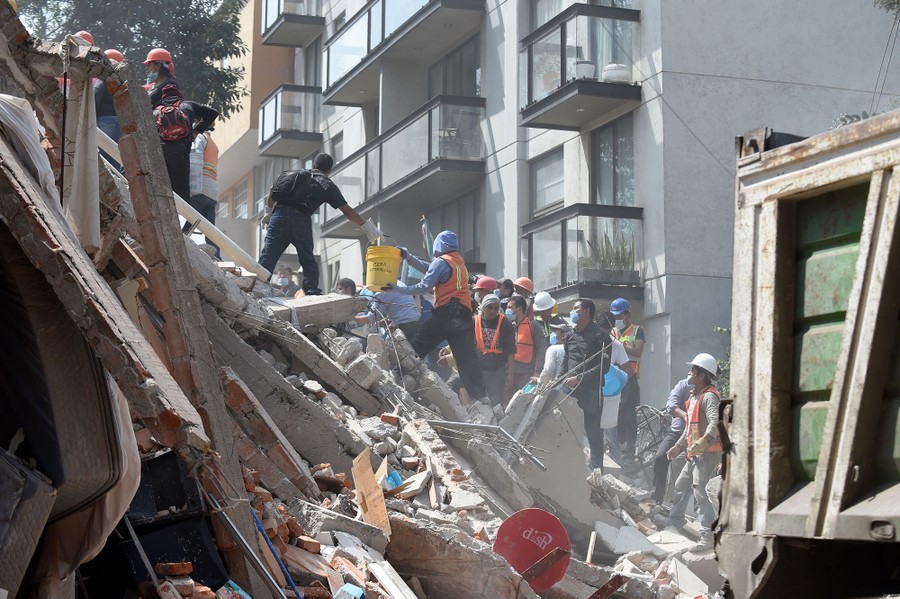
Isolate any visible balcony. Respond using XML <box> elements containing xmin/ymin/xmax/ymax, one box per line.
<box><xmin>519</xmin><ymin>4</ymin><xmax>640</xmax><ymax>130</ymax></box>
<box><xmin>258</xmin><ymin>85</ymin><xmax>323</xmax><ymax>158</ymax></box>
<box><xmin>523</xmin><ymin>203</ymin><xmax>643</xmax><ymax>303</ymax></box>
<box><xmin>323</xmin><ymin>0</ymin><xmax>484</xmax><ymax>106</ymax></box>
<box><xmin>320</xmin><ymin>96</ymin><xmax>486</xmax><ymax>237</ymax></box>
<box><xmin>262</xmin><ymin>0</ymin><xmax>325</xmax><ymax>47</ymax></box>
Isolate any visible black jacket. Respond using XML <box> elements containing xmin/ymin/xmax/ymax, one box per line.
<box><xmin>564</xmin><ymin>321</ymin><xmax>611</xmax><ymax>398</ymax></box>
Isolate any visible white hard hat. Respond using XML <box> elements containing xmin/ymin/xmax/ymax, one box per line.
<box><xmin>533</xmin><ymin>291</ymin><xmax>556</xmax><ymax>312</ymax></box>
<box><xmin>687</xmin><ymin>353</ymin><xmax>718</xmax><ymax>379</ymax></box>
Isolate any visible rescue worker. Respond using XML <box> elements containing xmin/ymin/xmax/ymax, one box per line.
<box><xmin>532</xmin><ymin>291</ymin><xmax>563</xmax><ymax>339</ymax></box>
<box><xmin>386</xmin><ymin>231</ymin><xmax>489</xmax><ymax>402</ymax></box>
<box><xmin>504</xmin><ymin>295</ymin><xmax>546</xmax><ymax>403</ymax></box>
<box><xmin>564</xmin><ymin>299</ymin><xmax>611</xmax><ymax>470</ymax></box>
<box><xmin>666</xmin><ymin>353</ymin><xmax>722</xmax><ymax>551</ymax></box>
<box><xmin>611</xmin><ymin>297</ymin><xmax>645</xmax><ymax>466</ymax></box>
<box><xmin>472</xmin><ymin>275</ymin><xmax>498</xmax><ymax>305</ymax></box>
<box><xmin>472</xmin><ymin>295</ymin><xmax>516</xmax><ymax>405</ymax></box>
<box><xmin>652</xmin><ymin>376</ymin><xmax>691</xmax><ymax>503</ymax></box>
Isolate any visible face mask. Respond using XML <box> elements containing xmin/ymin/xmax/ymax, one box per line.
<box><xmin>615</xmin><ymin>319</ymin><xmax>625</xmax><ymax>330</ymax></box>
<box><xmin>145</xmin><ymin>70</ymin><xmax>158</xmax><ymax>84</ymax></box>
<box><xmin>549</xmin><ymin>333</ymin><xmax>558</xmax><ymax>345</ymax></box>
<box><xmin>492</xmin><ymin>289</ymin><xmax>500</xmax><ymax>297</ymax></box>
<box><xmin>504</xmin><ymin>309</ymin><xmax>515</xmax><ymax>320</ymax></box>
<box><xmin>570</xmin><ymin>310</ymin><xmax>580</xmax><ymax>324</ymax></box>
<box><xmin>275</xmin><ymin>277</ymin><xmax>288</xmax><ymax>287</ymax></box>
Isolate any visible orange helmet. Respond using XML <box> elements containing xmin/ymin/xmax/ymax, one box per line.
<box><xmin>144</xmin><ymin>48</ymin><xmax>172</xmax><ymax>64</ymax></box>
<box><xmin>104</xmin><ymin>49</ymin><xmax>124</xmax><ymax>63</ymax></box>
<box><xmin>514</xmin><ymin>276</ymin><xmax>534</xmax><ymax>294</ymax></box>
<box><xmin>473</xmin><ymin>276</ymin><xmax>498</xmax><ymax>292</ymax></box>
<box><xmin>75</xmin><ymin>30</ymin><xmax>94</xmax><ymax>44</ymax></box>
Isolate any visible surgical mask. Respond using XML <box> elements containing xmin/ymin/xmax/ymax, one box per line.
<box><xmin>505</xmin><ymin>309</ymin><xmax>515</xmax><ymax>320</ymax></box>
<box><xmin>549</xmin><ymin>333</ymin><xmax>558</xmax><ymax>345</ymax></box>
<box><xmin>275</xmin><ymin>276</ymin><xmax>288</xmax><ymax>287</ymax></box>
<box><xmin>492</xmin><ymin>289</ymin><xmax>500</xmax><ymax>297</ymax></box>
<box><xmin>145</xmin><ymin>70</ymin><xmax>158</xmax><ymax>84</ymax></box>
<box><xmin>570</xmin><ymin>310</ymin><xmax>580</xmax><ymax>324</ymax></box>
<box><xmin>615</xmin><ymin>319</ymin><xmax>625</xmax><ymax>331</ymax></box>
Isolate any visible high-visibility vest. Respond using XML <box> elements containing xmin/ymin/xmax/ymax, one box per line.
<box><xmin>434</xmin><ymin>252</ymin><xmax>471</xmax><ymax>311</ymax></box>
<box><xmin>515</xmin><ymin>317</ymin><xmax>535</xmax><ymax>364</ymax></box>
<box><xmin>475</xmin><ymin>314</ymin><xmax>505</xmax><ymax>355</ymax></box>
<box><xmin>687</xmin><ymin>385</ymin><xmax>722</xmax><ymax>458</ymax></box>
<box><xmin>615</xmin><ymin>323</ymin><xmax>643</xmax><ymax>377</ymax></box>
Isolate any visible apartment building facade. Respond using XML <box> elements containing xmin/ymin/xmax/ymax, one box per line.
<box><xmin>216</xmin><ymin>0</ymin><xmax>900</xmax><ymax>407</ymax></box>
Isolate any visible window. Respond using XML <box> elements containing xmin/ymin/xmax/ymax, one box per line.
<box><xmin>531</xmin><ymin>149</ymin><xmax>564</xmax><ymax>214</ymax></box>
<box><xmin>233</xmin><ymin>179</ymin><xmax>249</xmax><ymax>219</ymax></box>
<box><xmin>592</xmin><ymin>113</ymin><xmax>634</xmax><ymax>206</ymax></box>
<box><xmin>332</xmin><ymin>11</ymin><xmax>346</xmax><ymax>36</ymax></box>
<box><xmin>216</xmin><ymin>200</ymin><xmax>229</xmax><ymax>218</ymax></box>
<box><xmin>332</xmin><ymin>132</ymin><xmax>344</xmax><ymax>163</ymax></box>
<box><xmin>427</xmin><ymin>36</ymin><xmax>481</xmax><ymax>98</ymax></box>
<box><xmin>304</xmin><ymin>37</ymin><xmax>321</xmax><ymax>86</ymax></box>
<box><xmin>253</xmin><ymin>157</ymin><xmax>292</xmax><ymax>216</ymax></box>
<box><xmin>533</xmin><ymin>0</ymin><xmax>561</xmax><ymax>29</ymax></box>
<box><xmin>425</xmin><ymin>191</ymin><xmax>482</xmax><ymax>263</ymax></box>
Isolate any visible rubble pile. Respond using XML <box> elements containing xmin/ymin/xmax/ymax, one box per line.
<box><xmin>0</xmin><ymin>7</ymin><xmax>672</xmax><ymax>597</ymax></box>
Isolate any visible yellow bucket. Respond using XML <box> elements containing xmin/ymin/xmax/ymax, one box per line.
<box><xmin>365</xmin><ymin>245</ymin><xmax>402</xmax><ymax>291</ymax></box>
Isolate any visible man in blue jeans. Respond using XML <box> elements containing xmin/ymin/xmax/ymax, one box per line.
<box><xmin>259</xmin><ymin>153</ymin><xmax>382</xmax><ymax>294</ymax></box>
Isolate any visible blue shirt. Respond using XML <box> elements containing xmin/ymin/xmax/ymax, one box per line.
<box><xmin>394</xmin><ymin>253</ymin><xmax>452</xmax><ymax>296</ymax></box>
<box><xmin>360</xmin><ymin>290</ymin><xmax>420</xmax><ymax>326</ymax></box>
<box><xmin>667</xmin><ymin>377</ymin><xmax>693</xmax><ymax>433</ymax></box>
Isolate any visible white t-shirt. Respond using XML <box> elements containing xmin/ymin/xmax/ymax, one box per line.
<box><xmin>539</xmin><ymin>344</ymin><xmax>567</xmax><ymax>388</ymax></box>
<box><xmin>611</xmin><ymin>337</ymin><xmax>629</xmax><ymax>367</ymax></box>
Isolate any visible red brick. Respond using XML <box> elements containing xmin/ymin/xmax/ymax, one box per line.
<box><xmin>193</xmin><ymin>584</ymin><xmax>216</xmax><ymax>599</ymax></box>
<box><xmin>380</xmin><ymin>413</ymin><xmax>400</xmax><ymax>425</ymax></box>
<box><xmin>295</xmin><ymin>535</ymin><xmax>321</xmax><ymax>554</ymax></box>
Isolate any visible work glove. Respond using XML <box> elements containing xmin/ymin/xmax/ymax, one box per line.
<box><xmin>360</xmin><ymin>218</ymin><xmax>383</xmax><ymax>243</ymax></box>
<box><xmin>380</xmin><ymin>284</ymin><xmax>394</xmax><ymax>291</ymax></box>
<box><xmin>689</xmin><ymin>436</ymin><xmax>710</xmax><ymax>455</ymax></box>
<box><xmin>397</xmin><ymin>246</ymin><xmax>410</xmax><ymax>260</ymax></box>
<box><xmin>261</xmin><ymin>210</ymin><xmax>272</xmax><ymax>227</ymax></box>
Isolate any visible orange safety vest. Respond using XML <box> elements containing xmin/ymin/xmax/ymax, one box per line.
<box><xmin>434</xmin><ymin>253</ymin><xmax>471</xmax><ymax>311</ymax></box>
<box><xmin>614</xmin><ymin>323</ymin><xmax>643</xmax><ymax>377</ymax></box>
<box><xmin>202</xmin><ymin>133</ymin><xmax>218</xmax><ymax>181</ymax></box>
<box><xmin>687</xmin><ymin>385</ymin><xmax>722</xmax><ymax>458</ymax></box>
<box><xmin>515</xmin><ymin>317</ymin><xmax>535</xmax><ymax>364</ymax></box>
<box><xmin>475</xmin><ymin>314</ymin><xmax>505</xmax><ymax>355</ymax></box>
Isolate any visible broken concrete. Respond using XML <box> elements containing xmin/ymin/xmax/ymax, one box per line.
<box><xmin>267</xmin><ymin>293</ymin><xmax>369</xmax><ymax>327</ymax></box>
<box><xmin>204</xmin><ymin>304</ymin><xmax>367</xmax><ymax>473</ymax></box>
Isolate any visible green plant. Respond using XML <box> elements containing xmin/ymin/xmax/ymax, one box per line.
<box><xmin>578</xmin><ymin>229</ymin><xmax>635</xmax><ymax>271</ymax></box>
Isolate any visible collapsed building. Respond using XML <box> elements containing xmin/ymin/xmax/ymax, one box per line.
<box><xmin>0</xmin><ymin>7</ymin><xmax>721</xmax><ymax>598</ymax></box>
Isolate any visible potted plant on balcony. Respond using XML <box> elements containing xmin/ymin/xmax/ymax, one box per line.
<box><xmin>574</xmin><ymin>47</ymin><xmax>596</xmax><ymax>80</ymax></box>
<box><xmin>577</xmin><ymin>231</ymin><xmax>639</xmax><ymax>285</ymax></box>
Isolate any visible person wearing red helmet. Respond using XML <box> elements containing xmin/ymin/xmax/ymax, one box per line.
<box><xmin>95</xmin><ymin>49</ymin><xmax>125</xmax><ymax>171</ymax></box>
<box><xmin>144</xmin><ymin>48</ymin><xmax>194</xmax><ymax>204</ymax></box>
<box><xmin>472</xmin><ymin>275</ymin><xmax>498</xmax><ymax>305</ymax></box>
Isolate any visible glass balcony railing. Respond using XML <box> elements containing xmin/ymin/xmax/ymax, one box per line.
<box><xmin>324</xmin><ymin>0</ymin><xmax>430</xmax><ymax>87</ymax></box>
<box><xmin>525</xmin><ymin>208</ymin><xmax>642</xmax><ymax>292</ymax></box>
<box><xmin>322</xmin><ymin>96</ymin><xmax>485</xmax><ymax>222</ymax></box>
<box><xmin>262</xmin><ymin>0</ymin><xmax>323</xmax><ymax>33</ymax></box>
<box><xmin>519</xmin><ymin>4</ymin><xmax>637</xmax><ymax>108</ymax></box>
<box><xmin>258</xmin><ymin>85</ymin><xmax>321</xmax><ymax>147</ymax></box>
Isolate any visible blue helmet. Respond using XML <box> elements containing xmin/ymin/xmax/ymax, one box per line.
<box><xmin>610</xmin><ymin>297</ymin><xmax>631</xmax><ymax>316</ymax></box>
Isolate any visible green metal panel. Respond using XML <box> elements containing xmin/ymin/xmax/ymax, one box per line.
<box><xmin>794</xmin><ymin>244</ymin><xmax>860</xmax><ymax>321</ymax></box>
<box><xmin>792</xmin><ymin>324</ymin><xmax>846</xmax><ymax>396</ymax></box>
<box><xmin>796</xmin><ymin>184</ymin><xmax>868</xmax><ymax>248</ymax></box>
<box><xmin>792</xmin><ymin>402</ymin><xmax>830</xmax><ymax>481</ymax></box>
<box><xmin>790</xmin><ymin>183</ymin><xmax>867</xmax><ymax>480</ymax></box>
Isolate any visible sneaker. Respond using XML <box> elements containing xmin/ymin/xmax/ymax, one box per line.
<box><xmin>692</xmin><ymin>534</ymin><xmax>714</xmax><ymax>551</ymax></box>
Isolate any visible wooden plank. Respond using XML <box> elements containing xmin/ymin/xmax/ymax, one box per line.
<box><xmin>587</xmin><ymin>574</ymin><xmax>627</xmax><ymax>599</ymax></box>
<box><xmin>351</xmin><ymin>448</ymin><xmax>392</xmax><ymax>538</ymax></box>
<box><xmin>257</xmin><ymin>531</ymin><xmax>287</xmax><ymax>588</ymax></box>
<box><xmin>368</xmin><ymin>561</ymin><xmax>418</xmax><ymax>599</ymax></box>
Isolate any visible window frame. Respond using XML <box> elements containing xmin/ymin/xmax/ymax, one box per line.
<box><xmin>531</xmin><ymin>147</ymin><xmax>565</xmax><ymax>217</ymax></box>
